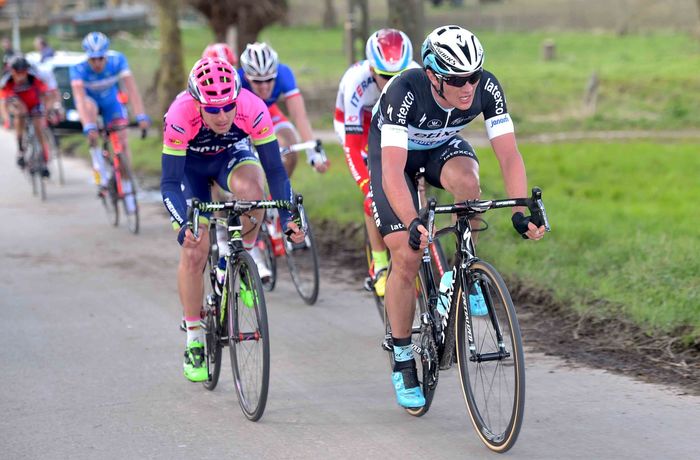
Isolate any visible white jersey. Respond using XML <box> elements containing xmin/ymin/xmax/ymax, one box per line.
<box><xmin>334</xmin><ymin>59</ymin><xmax>419</xmax><ymax>143</ymax></box>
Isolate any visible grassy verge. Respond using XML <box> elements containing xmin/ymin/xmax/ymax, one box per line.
<box><xmin>299</xmin><ymin>140</ymin><xmax>700</xmax><ymax>343</ymax></box>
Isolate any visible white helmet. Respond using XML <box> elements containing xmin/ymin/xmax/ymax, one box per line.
<box><xmin>365</xmin><ymin>28</ymin><xmax>413</xmax><ymax>76</ymax></box>
<box><xmin>421</xmin><ymin>25</ymin><xmax>484</xmax><ymax>75</ymax></box>
<box><xmin>240</xmin><ymin>42</ymin><xmax>279</xmax><ymax>80</ymax></box>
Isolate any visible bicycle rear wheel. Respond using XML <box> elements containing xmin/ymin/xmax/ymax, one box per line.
<box><xmin>203</xmin><ymin>226</ymin><xmax>223</xmax><ymax>390</ymax></box>
<box><xmin>228</xmin><ymin>251</ymin><xmax>270</xmax><ymax>421</ymax></box>
<box><xmin>455</xmin><ymin>260</ymin><xmax>525</xmax><ymax>453</ymax></box>
<box><xmin>45</xmin><ymin>128</ymin><xmax>64</xmax><ymax>185</ymax></box>
<box><xmin>364</xmin><ymin>226</ymin><xmax>385</xmax><ymax>320</ymax></box>
<box><xmin>284</xmin><ymin>219</ymin><xmax>320</xmax><ymax>305</ymax></box>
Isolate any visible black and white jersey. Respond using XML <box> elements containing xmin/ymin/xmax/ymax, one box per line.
<box><xmin>372</xmin><ymin>68</ymin><xmax>514</xmax><ymax>151</ymax></box>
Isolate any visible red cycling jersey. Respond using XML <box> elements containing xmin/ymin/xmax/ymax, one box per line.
<box><xmin>0</xmin><ymin>74</ymin><xmax>48</xmax><ymax>112</ymax></box>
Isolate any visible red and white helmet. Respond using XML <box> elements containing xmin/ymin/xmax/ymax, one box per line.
<box><xmin>365</xmin><ymin>29</ymin><xmax>413</xmax><ymax>76</ymax></box>
<box><xmin>187</xmin><ymin>57</ymin><xmax>241</xmax><ymax>106</ymax></box>
<box><xmin>202</xmin><ymin>43</ymin><xmax>237</xmax><ymax>66</ymax></box>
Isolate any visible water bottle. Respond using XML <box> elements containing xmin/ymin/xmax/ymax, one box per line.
<box><xmin>437</xmin><ymin>270</ymin><xmax>454</xmax><ymax>317</ymax></box>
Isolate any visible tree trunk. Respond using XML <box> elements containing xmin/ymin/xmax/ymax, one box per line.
<box><xmin>322</xmin><ymin>0</ymin><xmax>337</xmax><ymax>29</ymax></box>
<box><xmin>155</xmin><ymin>0</ymin><xmax>186</xmax><ymax>119</ymax></box>
<box><xmin>387</xmin><ymin>0</ymin><xmax>424</xmax><ymax>61</ymax></box>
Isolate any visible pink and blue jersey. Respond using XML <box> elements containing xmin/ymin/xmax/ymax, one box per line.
<box><xmin>161</xmin><ymin>88</ymin><xmax>292</xmax><ymax>227</ymax></box>
<box><xmin>238</xmin><ymin>63</ymin><xmax>300</xmax><ymax>106</ymax></box>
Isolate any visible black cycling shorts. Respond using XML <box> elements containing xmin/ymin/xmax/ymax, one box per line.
<box><xmin>368</xmin><ymin>133</ymin><xmax>478</xmax><ymax>237</ymax></box>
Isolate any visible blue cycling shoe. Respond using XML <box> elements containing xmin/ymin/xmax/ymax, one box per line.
<box><xmin>392</xmin><ymin>368</ymin><xmax>426</xmax><ymax>408</ymax></box>
<box><xmin>469</xmin><ymin>283</ymin><xmax>488</xmax><ymax>316</ymax></box>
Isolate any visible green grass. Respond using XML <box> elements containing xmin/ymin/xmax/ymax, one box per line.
<box><xmin>469</xmin><ymin>140</ymin><xmax>700</xmax><ymax>340</ymax></box>
<box><xmin>287</xmin><ymin>139</ymin><xmax>700</xmax><ymax>341</ymax></box>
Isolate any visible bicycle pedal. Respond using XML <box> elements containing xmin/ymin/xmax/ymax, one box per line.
<box><xmin>363</xmin><ymin>277</ymin><xmax>373</xmax><ymax>292</ymax></box>
<box><xmin>381</xmin><ymin>335</ymin><xmax>393</xmax><ymax>352</ymax></box>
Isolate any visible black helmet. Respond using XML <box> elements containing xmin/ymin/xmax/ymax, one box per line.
<box><xmin>10</xmin><ymin>55</ymin><xmax>30</xmax><ymax>72</ymax></box>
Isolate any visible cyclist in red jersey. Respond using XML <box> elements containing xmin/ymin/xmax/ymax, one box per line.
<box><xmin>0</xmin><ymin>56</ymin><xmax>52</xmax><ymax>174</ymax></box>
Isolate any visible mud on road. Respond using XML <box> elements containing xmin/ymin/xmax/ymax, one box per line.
<box><xmin>314</xmin><ymin>219</ymin><xmax>700</xmax><ymax>396</ymax></box>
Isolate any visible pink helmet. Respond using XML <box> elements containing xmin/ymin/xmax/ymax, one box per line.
<box><xmin>202</xmin><ymin>43</ymin><xmax>237</xmax><ymax>66</ymax></box>
<box><xmin>187</xmin><ymin>57</ymin><xmax>241</xmax><ymax>106</ymax></box>
<box><xmin>366</xmin><ymin>29</ymin><xmax>413</xmax><ymax>76</ymax></box>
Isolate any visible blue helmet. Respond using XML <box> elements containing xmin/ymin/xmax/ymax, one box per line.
<box><xmin>82</xmin><ymin>32</ymin><xmax>110</xmax><ymax>58</ymax></box>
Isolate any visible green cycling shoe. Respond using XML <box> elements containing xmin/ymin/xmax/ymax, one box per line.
<box><xmin>183</xmin><ymin>340</ymin><xmax>208</xmax><ymax>382</ymax></box>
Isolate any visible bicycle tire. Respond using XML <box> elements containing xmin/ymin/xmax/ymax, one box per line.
<box><xmin>258</xmin><ymin>226</ymin><xmax>277</xmax><ymax>292</ymax></box>
<box><xmin>45</xmin><ymin>128</ymin><xmax>64</xmax><ymax>186</ymax></box>
<box><xmin>119</xmin><ymin>160</ymin><xmax>139</xmax><ymax>234</ymax></box>
<box><xmin>203</xmin><ymin>226</ymin><xmax>223</xmax><ymax>390</ymax></box>
<box><xmin>364</xmin><ymin>226</ymin><xmax>385</xmax><ymax>320</ymax></box>
<box><xmin>101</xmin><ymin>176</ymin><xmax>119</xmax><ymax>227</ymax></box>
<box><xmin>228</xmin><ymin>250</ymin><xmax>270</xmax><ymax>421</ymax></box>
<box><xmin>455</xmin><ymin>260</ymin><xmax>525</xmax><ymax>453</ymax></box>
<box><xmin>284</xmin><ymin>219</ymin><xmax>320</xmax><ymax>305</ymax></box>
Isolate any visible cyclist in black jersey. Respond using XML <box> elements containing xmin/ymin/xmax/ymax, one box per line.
<box><xmin>368</xmin><ymin>25</ymin><xmax>546</xmax><ymax>409</ymax></box>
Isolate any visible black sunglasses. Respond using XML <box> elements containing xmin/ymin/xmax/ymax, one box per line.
<box><xmin>250</xmin><ymin>77</ymin><xmax>275</xmax><ymax>84</ymax></box>
<box><xmin>202</xmin><ymin>102</ymin><xmax>236</xmax><ymax>114</ymax></box>
<box><xmin>437</xmin><ymin>69</ymin><xmax>483</xmax><ymax>87</ymax></box>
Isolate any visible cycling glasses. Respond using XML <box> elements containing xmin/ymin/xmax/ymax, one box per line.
<box><xmin>249</xmin><ymin>77</ymin><xmax>275</xmax><ymax>84</ymax></box>
<box><xmin>202</xmin><ymin>102</ymin><xmax>236</xmax><ymax>114</ymax></box>
<box><xmin>436</xmin><ymin>69</ymin><xmax>483</xmax><ymax>87</ymax></box>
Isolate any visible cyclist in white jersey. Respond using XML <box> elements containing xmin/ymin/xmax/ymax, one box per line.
<box><xmin>334</xmin><ymin>29</ymin><xmax>416</xmax><ymax>297</ymax></box>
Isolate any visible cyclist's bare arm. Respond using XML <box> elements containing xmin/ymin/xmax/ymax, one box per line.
<box><xmin>70</xmin><ymin>80</ymin><xmax>94</xmax><ymax>127</ymax></box>
<box><xmin>120</xmin><ymin>73</ymin><xmax>147</xmax><ymax>125</ymax></box>
<box><xmin>382</xmin><ymin>145</ymin><xmax>423</xmax><ymax>231</ymax></box>
<box><xmin>490</xmin><ymin>132</ymin><xmax>545</xmax><ymax>240</ymax></box>
<box><xmin>0</xmin><ymin>98</ymin><xmax>9</xmax><ymax>126</ymax></box>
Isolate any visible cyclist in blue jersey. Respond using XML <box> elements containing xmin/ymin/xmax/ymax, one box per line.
<box><xmin>70</xmin><ymin>31</ymin><xmax>150</xmax><ymax>212</ymax></box>
<box><xmin>238</xmin><ymin>42</ymin><xmax>328</xmax><ymax>177</ymax></box>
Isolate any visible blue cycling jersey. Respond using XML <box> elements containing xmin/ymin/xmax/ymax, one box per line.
<box><xmin>69</xmin><ymin>51</ymin><xmax>130</xmax><ymax>105</ymax></box>
<box><xmin>238</xmin><ymin>63</ymin><xmax>300</xmax><ymax>107</ymax></box>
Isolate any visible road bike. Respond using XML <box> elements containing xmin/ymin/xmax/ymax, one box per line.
<box><xmin>257</xmin><ymin>140</ymin><xmax>322</xmax><ymax>305</ymax></box>
<box><xmin>383</xmin><ymin>187</ymin><xmax>550</xmax><ymax>453</ymax></box>
<box><xmin>21</xmin><ymin>116</ymin><xmax>54</xmax><ymax>201</ymax></box>
<box><xmin>98</xmin><ymin>125</ymin><xmax>145</xmax><ymax>234</ymax></box>
<box><xmin>189</xmin><ymin>195</ymin><xmax>306</xmax><ymax>421</ymax></box>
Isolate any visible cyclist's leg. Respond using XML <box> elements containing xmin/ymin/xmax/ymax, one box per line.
<box><xmin>82</xmin><ymin>97</ymin><xmax>107</xmax><ymax>186</ymax></box>
<box><xmin>218</xmin><ymin>142</ymin><xmax>271</xmax><ymax>278</ymax></box>
<box><xmin>269</xmin><ymin>103</ymin><xmax>299</xmax><ymax>177</ymax></box>
<box><xmin>368</xmin><ymin>129</ymin><xmax>426</xmax><ymax>407</ymax></box>
<box><xmin>8</xmin><ymin>99</ymin><xmax>27</xmax><ymax>165</ymax></box>
<box><xmin>427</xmin><ymin>136</ymin><xmax>487</xmax><ymax>314</ymax></box>
<box><xmin>178</xmin><ymin>160</ymin><xmax>212</xmax><ymax>381</ymax></box>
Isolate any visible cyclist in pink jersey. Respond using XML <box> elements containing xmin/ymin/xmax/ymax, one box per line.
<box><xmin>161</xmin><ymin>58</ymin><xmax>305</xmax><ymax>382</ymax></box>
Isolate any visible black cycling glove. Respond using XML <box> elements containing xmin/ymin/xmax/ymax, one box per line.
<box><xmin>407</xmin><ymin>217</ymin><xmax>423</xmax><ymax>250</ymax></box>
<box><xmin>512</xmin><ymin>212</ymin><xmax>542</xmax><ymax>239</ymax></box>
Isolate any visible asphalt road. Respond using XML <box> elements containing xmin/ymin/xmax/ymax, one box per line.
<box><xmin>1</xmin><ymin>129</ymin><xmax>699</xmax><ymax>459</ymax></box>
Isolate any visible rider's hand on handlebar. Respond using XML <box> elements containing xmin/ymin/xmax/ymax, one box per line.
<box><xmin>177</xmin><ymin>224</ymin><xmax>202</xmax><ymax>247</ymax></box>
<box><xmin>307</xmin><ymin>148</ymin><xmax>329</xmax><ymax>173</ymax></box>
<box><xmin>284</xmin><ymin>221</ymin><xmax>306</xmax><ymax>244</ymax></box>
<box><xmin>407</xmin><ymin>217</ymin><xmax>430</xmax><ymax>250</ymax></box>
<box><xmin>512</xmin><ymin>212</ymin><xmax>546</xmax><ymax>241</ymax></box>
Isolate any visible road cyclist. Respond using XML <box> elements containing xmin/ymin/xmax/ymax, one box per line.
<box><xmin>160</xmin><ymin>57</ymin><xmax>305</xmax><ymax>382</ymax></box>
<box><xmin>368</xmin><ymin>25</ymin><xmax>546</xmax><ymax>409</ymax></box>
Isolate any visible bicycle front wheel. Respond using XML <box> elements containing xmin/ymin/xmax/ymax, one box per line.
<box><xmin>101</xmin><ymin>176</ymin><xmax>119</xmax><ymax>227</ymax></box>
<box><xmin>284</xmin><ymin>220</ymin><xmax>320</xmax><ymax>305</ymax></box>
<box><xmin>455</xmin><ymin>260</ymin><xmax>525</xmax><ymax>453</ymax></box>
<box><xmin>119</xmin><ymin>161</ymin><xmax>139</xmax><ymax>234</ymax></box>
<box><xmin>203</xmin><ymin>226</ymin><xmax>223</xmax><ymax>390</ymax></box>
<box><xmin>228</xmin><ymin>251</ymin><xmax>270</xmax><ymax>421</ymax></box>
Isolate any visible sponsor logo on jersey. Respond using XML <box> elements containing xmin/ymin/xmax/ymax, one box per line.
<box><xmin>346</xmin><ymin>114</ymin><xmax>359</xmax><ymax>123</ymax></box>
<box><xmin>427</xmin><ymin>119</ymin><xmax>442</xmax><ymax>128</ymax></box>
<box><xmin>418</xmin><ymin>113</ymin><xmax>427</xmax><ymax>127</ymax></box>
<box><xmin>484</xmin><ymin>77</ymin><xmax>505</xmax><ymax>115</ymax></box>
<box><xmin>351</xmin><ymin>76</ymin><xmax>375</xmax><ymax>108</ymax></box>
<box><xmin>450</xmin><ymin>115</ymin><xmax>475</xmax><ymax>125</ymax></box>
<box><xmin>169</xmin><ymin>138</ymin><xmax>183</xmax><ymax>145</ymax></box>
<box><xmin>257</xmin><ymin>126</ymin><xmax>270</xmax><ymax>136</ymax></box>
<box><xmin>489</xmin><ymin>114</ymin><xmax>510</xmax><ymax>128</ymax></box>
<box><xmin>396</xmin><ymin>91</ymin><xmax>414</xmax><ymax>125</ymax></box>
<box><xmin>170</xmin><ymin>124</ymin><xmax>185</xmax><ymax>134</ymax></box>
<box><xmin>164</xmin><ymin>197</ymin><xmax>184</xmax><ymax>224</ymax></box>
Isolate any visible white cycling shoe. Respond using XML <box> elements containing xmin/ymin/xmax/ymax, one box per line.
<box><xmin>248</xmin><ymin>246</ymin><xmax>272</xmax><ymax>281</ymax></box>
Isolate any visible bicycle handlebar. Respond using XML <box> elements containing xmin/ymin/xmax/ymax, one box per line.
<box><xmin>186</xmin><ymin>195</ymin><xmax>307</xmax><ymax>239</ymax></box>
<box><xmin>428</xmin><ymin>187</ymin><xmax>551</xmax><ymax>234</ymax></box>
<box><xmin>279</xmin><ymin>139</ymin><xmax>323</xmax><ymax>156</ymax></box>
